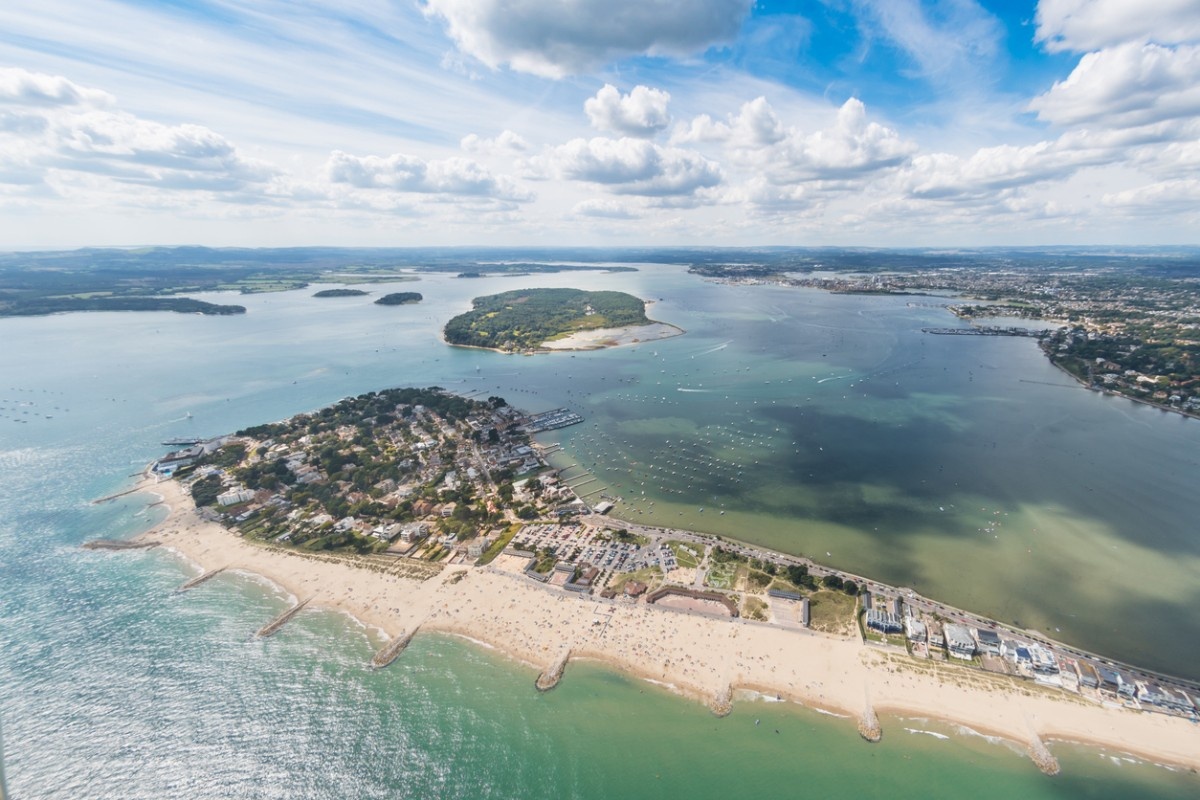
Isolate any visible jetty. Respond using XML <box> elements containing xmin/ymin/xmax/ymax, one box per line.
<box><xmin>535</xmin><ymin>649</ymin><xmax>572</xmax><ymax>691</ymax></box>
<box><xmin>82</xmin><ymin>538</ymin><xmax>160</xmax><ymax>551</ymax></box>
<box><xmin>370</xmin><ymin>626</ymin><xmax>421</xmax><ymax>669</ymax></box>
<box><xmin>177</xmin><ymin>566</ymin><xmax>226</xmax><ymax>591</ymax></box>
<box><xmin>255</xmin><ymin>596</ymin><xmax>312</xmax><ymax>638</ymax></box>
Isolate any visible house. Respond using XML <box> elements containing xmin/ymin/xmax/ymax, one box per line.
<box><xmin>593</xmin><ymin>501</ymin><xmax>614</xmax><ymax>515</ymax></box>
<box><xmin>1077</xmin><ymin>662</ymin><xmax>1100</xmax><ymax>689</ymax></box>
<box><xmin>927</xmin><ymin>622</ymin><xmax>945</xmax><ymax>650</ymax></box>
<box><xmin>1097</xmin><ymin>666</ymin><xmax>1122</xmax><ymax>694</ymax></box>
<box><xmin>860</xmin><ymin>591</ymin><xmax>872</xmax><ymax>610</ymax></box>
<box><xmin>440</xmin><ymin>502</ymin><xmax>457</xmax><ymax>518</ymax></box>
<box><xmin>975</xmin><ymin>628</ymin><xmax>1002</xmax><ymax>655</ymax></box>
<box><xmin>904</xmin><ymin>616</ymin><xmax>926</xmax><ymax>641</ymax></box>
<box><xmin>371</xmin><ymin>523</ymin><xmax>402</xmax><ymax>541</ymax></box>
<box><xmin>624</xmin><ymin>580</ymin><xmax>648</xmax><ymax>598</ymax></box>
<box><xmin>467</xmin><ymin>536</ymin><xmax>492</xmax><ymax>559</ymax></box>
<box><xmin>944</xmin><ymin>624</ymin><xmax>976</xmax><ymax>659</ymax></box>
<box><xmin>800</xmin><ymin>596</ymin><xmax>811</xmax><ymax>627</ymax></box>
<box><xmin>216</xmin><ymin>487</ymin><xmax>255</xmax><ymax>507</ymax></box>
<box><xmin>1028</xmin><ymin>644</ymin><xmax>1059</xmax><ymax>674</ymax></box>
<box><xmin>866</xmin><ymin>609</ymin><xmax>902</xmax><ymax>634</ymax></box>
<box><xmin>399</xmin><ymin>523</ymin><xmax>428</xmax><ymax>543</ymax></box>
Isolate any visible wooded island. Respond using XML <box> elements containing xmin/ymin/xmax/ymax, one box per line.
<box><xmin>443</xmin><ymin>288</ymin><xmax>651</xmax><ymax>352</ymax></box>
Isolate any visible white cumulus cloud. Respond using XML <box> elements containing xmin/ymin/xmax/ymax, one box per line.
<box><xmin>0</xmin><ymin>67</ymin><xmax>114</xmax><ymax>108</ymax></box>
<box><xmin>585</xmin><ymin>84</ymin><xmax>671</xmax><ymax>137</ymax></box>
<box><xmin>0</xmin><ymin>68</ymin><xmax>276</xmax><ymax>196</ymax></box>
<box><xmin>461</xmin><ymin>130</ymin><xmax>529</xmax><ymax>154</ymax></box>
<box><xmin>422</xmin><ymin>0</ymin><xmax>753</xmax><ymax>77</ymax></box>
<box><xmin>1028</xmin><ymin>42</ymin><xmax>1200</xmax><ymax>129</ymax></box>
<box><xmin>543</xmin><ymin>136</ymin><xmax>722</xmax><ymax>196</ymax></box>
<box><xmin>326</xmin><ymin>150</ymin><xmax>531</xmax><ymax>200</ymax></box>
<box><xmin>1035</xmin><ymin>0</ymin><xmax>1200</xmax><ymax>52</ymax></box>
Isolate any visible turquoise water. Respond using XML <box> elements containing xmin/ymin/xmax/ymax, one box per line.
<box><xmin>2</xmin><ymin>266</ymin><xmax>1198</xmax><ymax>797</ymax></box>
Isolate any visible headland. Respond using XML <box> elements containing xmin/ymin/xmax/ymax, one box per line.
<box><xmin>114</xmin><ymin>387</ymin><xmax>1200</xmax><ymax>776</ymax></box>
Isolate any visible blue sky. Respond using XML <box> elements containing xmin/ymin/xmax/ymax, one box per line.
<box><xmin>1</xmin><ymin>0</ymin><xmax>1198</xmax><ymax>247</ymax></box>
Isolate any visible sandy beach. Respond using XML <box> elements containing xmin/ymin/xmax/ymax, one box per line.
<box><xmin>540</xmin><ymin>321</ymin><xmax>684</xmax><ymax>350</ymax></box>
<box><xmin>133</xmin><ymin>475</ymin><xmax>1200</xmax><ymax>775</ymax></box>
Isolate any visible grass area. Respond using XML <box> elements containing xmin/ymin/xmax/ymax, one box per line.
<box><xmin>476</xmin><ymin>523</ymin><xmax>520</xmax><ymax>565</ymax></box>
<box><xmin>808</xmin><ymin>590</ymin><xmax>857</xmax><ymax>635</ymax></box>
<box><xmin>532</xmin><ymin>551</ymin><xmax>558</xmax><ymax>574</ymax></box>
<box><xmin>665</xmin><ymin>540</ymin><xmax>701</xmax><ymax>568</ymax></box>
<box><xmin>704</xmin><ymin>559</ymin><xmax>737</xmax><ymax>590</ymax></box>
<box><xmin>744</xmin><ymin>568</ymin><xmax>773</xmax><ymax>592</ymax></box>
<box><xmin>743</xmin><ymin>596</ymin><xmax>768</xmax><ymax>621</ymax></box>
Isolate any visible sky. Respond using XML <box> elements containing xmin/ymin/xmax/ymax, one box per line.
<box><xmin>1</xmin><ymin>0</ymin><xmax>1198</xmax><ymax>248</ymax></box>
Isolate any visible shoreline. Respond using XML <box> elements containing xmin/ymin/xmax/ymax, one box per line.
<box><xmin>440</xmin><ymin>319</ymin><xmax>684</xmax><ymax>355</ymax></box>
<box><xmin>125</xmin><ymin>474</ymin><xmax>1200</xmax><ymax>776</ymax></box>
<box><xmin>1046</xmin><ymin>357</ymin><xmax>1200</xmax><ymax>422</ymax></box>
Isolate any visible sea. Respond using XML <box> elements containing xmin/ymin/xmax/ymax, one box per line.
<box><xmin>2</xmin><ymin>264</ymin><xmax>1198</xmax><ymax>798</ymax></box>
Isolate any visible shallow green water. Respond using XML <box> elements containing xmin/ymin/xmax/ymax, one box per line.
<box><xmin>1</xmin><ymin>264</ymin><xmax>1198</xmax><ymax>797</ymax></box>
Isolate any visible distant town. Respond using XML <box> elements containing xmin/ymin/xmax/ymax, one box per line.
<box><xmin>697</xmin><ymin>261</ymin><xmax>1200</xmax><ymax>419</ymax></box>
<box><xmin>154</xmin><ymin>387</ymin><xmax>1200</xmax><ymax>726</ymax></box>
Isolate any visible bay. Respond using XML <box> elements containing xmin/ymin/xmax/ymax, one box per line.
<box><xmin>1</xmin><ymin>264</ymin><xmax>1198</xmax><ymax>797</ymax></box>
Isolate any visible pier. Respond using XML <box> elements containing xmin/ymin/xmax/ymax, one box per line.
<box><xmin>371</xmin><ymin>625</ymin><xmax>421</xmax><ymax>668</ymax></box>
<box><xmin>255</xmin><ymin>596</ymin><xmax>312</xmax><ymax>638</ymax></box>
<box><xmin>161</xmin><ymin>437</ymin><xmax>204</xmax><ymax>447</ymax></box>
<box><xmin>178</xmin><ymin>566</ymin><xmax>226</xmax><ymax>591</ymax></box>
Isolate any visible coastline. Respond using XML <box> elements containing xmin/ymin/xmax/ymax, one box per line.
<box><xmin>441</xmin><ymin>320</ymin><xmax>684</xmax><ymax>354</ymax></box>
<box><xmin>1045</xmin><ymin>357</ymin><xmax>1200</xmax><ymax>422</ymax></box>
<box><xmin>130</xmin><ymin>474</ymin><xmax>1200</xmax><ymax>776</ymax></box>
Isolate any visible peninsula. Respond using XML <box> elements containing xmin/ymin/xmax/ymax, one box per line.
<box><xmin>443</xmin><ymin>288</ymin><xmax>682</xmax><ymax>353</ymax></box>
<box><xmin>127</xmin><ymin>387</ymin><xmax>1200</xmax><ymax>776</ymax></box>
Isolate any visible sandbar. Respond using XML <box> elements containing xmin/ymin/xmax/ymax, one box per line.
<box><xmin>541</xmin><ymin>322</ymin><xmax>684</xmax><ymax>351</ymax></box>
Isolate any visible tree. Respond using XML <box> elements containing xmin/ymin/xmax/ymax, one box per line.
<box><xmin>821</xmin><ymin>574</ymin><xmax>844</xmax><ymax>590</ymax></box>
<box><xmin>842</xmin><ymin>580</ymin><xmax>859</xmax><ymax>596</ymax></box>
<box><xmin>786</xmin><ymin>564</ymin><xmax>808</xmax><ymax>586</ymax></box>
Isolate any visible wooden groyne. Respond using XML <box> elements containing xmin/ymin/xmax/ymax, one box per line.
<box><xmin>370</xmin><ymin>626</ymin><xmax>421</xmax><ymax>669</ymax></box>
<box><xmin>82</xmin><ymin>539</ymin><xmax>160</xmax><ymax>551</ymax></box>
<box><xmin>178</xmin><ymin>566</ymin><xmax>226</xmax><ymax>592</ymax></box>
<box><xmin>255</xmin><ymin>596</ymin><xmax>312</xmax><ymax>638</ymax></box>
<box><xmin>535</xmin><ymin>649</ymin><xmax>572</xmax><ymax>692</ymax></box>
<box><xmin>708</xmin><ymin>683</ymin><xmax>734</xmax><ymax>717</ymax></box>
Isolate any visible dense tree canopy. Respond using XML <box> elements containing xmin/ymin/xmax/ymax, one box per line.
<box><xmin>443</xmin><ymin>288</ymin><xmax>649</xmax><ymax>351</ymax></box>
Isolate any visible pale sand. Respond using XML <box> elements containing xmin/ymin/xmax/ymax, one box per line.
<box><xmin>540</xmin><ymin>322</ymin><xmax>683</xmax><ymax>350</ymax></box>
<box><xmin>135</xmin><ymin>476</ymin><xmax>1200</xmax><ymax>773</ymax></box>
